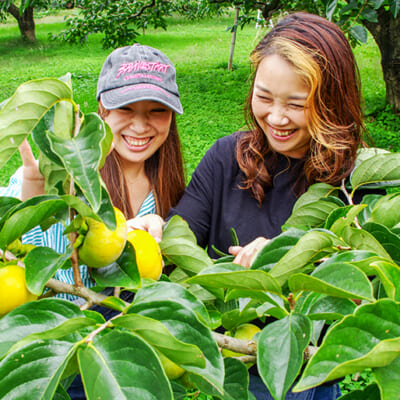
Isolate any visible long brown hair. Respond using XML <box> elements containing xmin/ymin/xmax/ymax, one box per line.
<box><xmin>98</xmin><ymin>103</ymin><xmax>185</xmax><ymax>219</ymax></box>
<box><xmin>238</xmin><ymin>12</ymin><xmax>364</xmax><ymax>204</ymax></box>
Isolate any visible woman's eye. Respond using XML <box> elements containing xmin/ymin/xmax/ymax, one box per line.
<box><xmin>288</xmin><ymin>103</ymin><xmax>305</xmax><ymax>110</ymax></box>
<box><xmin>152</xmin><ymin>108</ymin><xmax>168</xmax><ymax>113</ymax></box>
<box><xmin>117</xmin><ymin>107</ymin><xmax>132</xmax><ymax>113</ymax></box>
<box><xmin>257</xmin><ymin>95</ymin><xmax>272</xmax><ymax>103</ymax></box>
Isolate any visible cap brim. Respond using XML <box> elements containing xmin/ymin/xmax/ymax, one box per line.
<box><xmin>100</xmin><ymin>83</ymin><xmax>183</xmax><ymax>115</ymax></box>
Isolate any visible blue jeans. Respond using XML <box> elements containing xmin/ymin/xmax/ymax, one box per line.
<box><xmin>249</xmin><ymin>374</ymin><xmax>341</xmax><ymax>400</ymax></box>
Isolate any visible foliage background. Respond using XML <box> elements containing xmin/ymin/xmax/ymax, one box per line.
<box><xmin>0</xmin><ymin>9</ymin><xmax>399</xmax><ymax>188</ymax></box>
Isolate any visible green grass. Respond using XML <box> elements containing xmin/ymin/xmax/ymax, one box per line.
<box><xmin>0</xmin><ymin>11</ymin><xmax>399</xmax><ymax>188</ymax></box>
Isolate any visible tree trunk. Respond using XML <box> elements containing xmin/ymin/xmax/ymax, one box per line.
<box><xmin>228</xmin><ymin>7</ymin><xmax>239</xmax><ymax>71</ymax></box>
<box><xmin>7</xmin><ymin>3</ymin><xmax>36</xmax><ymax>42</ymax></box>
<box><xmin>362</xmin><ymin>9</ymin><xmax>400</xmax><ymax>113</ymax></box>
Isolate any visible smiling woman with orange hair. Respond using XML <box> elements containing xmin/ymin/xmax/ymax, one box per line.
<box><xmin>131</xmin><ymin>12</ymin><xmax>379</xmax><ymax>400</ymax></box>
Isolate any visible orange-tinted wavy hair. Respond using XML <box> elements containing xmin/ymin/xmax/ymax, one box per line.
<box><xmin>238</xmin><ymin>12</ymin><xmax>364</xmax><ymax>203</ymax></box>
<box><xmin>98</xmin><ymin>102</ymin><xmax>185</xmax><ymax>219</ymax></box>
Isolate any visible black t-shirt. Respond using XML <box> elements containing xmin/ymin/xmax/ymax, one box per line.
<box><xmin>169</xmin><ymin>132</ymin><xmax>307</xmax><ymax>257</ymax></box>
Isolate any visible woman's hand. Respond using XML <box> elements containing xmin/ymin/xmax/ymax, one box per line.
<box><xmin>229</xmin><ymin>236</ymin><xmax>270</xmax><ymax>268</ymax></box>
<box><xmin>126</xmin><ymin>214</ymin><xmax>166</xmax><ymax>243</ymax></box>
<box><xmin>19</xmin><ymin>139</ymin><xmax>45</xmax><ymax>201</ymax></box>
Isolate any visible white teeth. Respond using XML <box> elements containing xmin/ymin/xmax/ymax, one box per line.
<box><xmin>271</xmin><ymin>128</ymin><xmax>295</xmax><ymax>137</ymax></box>
<box><xmin>124</xmin><ymin>136</ymin><xmax>151</xmax><ymax>146</ymax></box>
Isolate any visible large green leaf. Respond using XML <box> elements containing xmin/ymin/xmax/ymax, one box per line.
<box><xmin>269</xmin><ymin>230</ymin><xmax>337</xmax><ymax>286</ymax></box>
<box><xmin>160</xmin><ymin>237</ymin><xmax>213</xmax><ymax>274</ymax></box>
<box><xmin>363</xmin><ymin>221</ymin><xmax>400</xmax><ymax>264</ymax></box>
<box><xmin>162</xmin><ymin>215</ymin><xmax>197</xmax><ymax>243</ymax></box>
<box><xmin>295</xmin><ymin>292</ymin><xmax>356</xmax><ymax>320</ymax></box>
<box><xmin>0</xmin><ymin>339</ymin><xmax>77</xmax><ymax>400</ymax></box>
<box><xmin>250</xmin><ymin>228</ymin><xmax>306</xmax><ymax>271</ymax></box>
<box><xmin>6</xmin><ymin>317</ymin><xmax>96</xmax><ymax>357</ymax></box>
<box><xmin>325</xmin><ymin>204</ymin><xmax>366</xmax><ymax>235</ymax></box>
<box><xmin>295</xmin><ymin>299</ymin><xmax>400</xmax><ymax>391</ymax></box>
<box><xmin>47</xmin><ymin>113</ymin><xmax>110</xmax><ymax>213</ymax></box>
<box><xmin>0</xmin><ymin>78</ymin><xmax>73</xmax><ymax>169</ymax></box>
<box><xmin>284</xmin><ymin>197</ymin><xmax>342</xmax><ymax>229</ymax></box>
<box><xmin>390</xmin><ymin>0</ymin><xmax>400</xmax><ymax>17</ymax></box>
<box><xmin>366</xmin><ymin>192</ymin><xmax>400</xmax><ymax>229</ymax></box>
<box><xmin>0</xmin><ymin>298</ymin><xmax>86</xmax><ymax>358</ymax></box>
<box><xmin>373</xmin><ymin>355</ymin><xmax>400</xmax><ymax>399</ymax></box>
<box><xmin>291</xmin><ymin>183</ymin><xmax>338</xmax><ymax>212</ymax></box>
<box><xmin>0</xmin><ymin>196</ymin><xmax>21</xmax><ymax>218</ymax></box>
<box><xmin>337</xmin><ymin>383</ymin><xmax>380</xmax><ymax>399</ymax></box>
<box><xmin>91</xmin><ymin>241</ymin><xmax>141</xmax><ymax>289</ymax></box>
<box><xmin>364</xmin><ymin>259</ymin><xmax>400</xmax><ymax>302</ymax></box>
<box><xmin>112</xmin><ymin>313</ymin><xmax>204</xmax><ymax>368</ymax></box>
<box><xmin>257</xmin><ymin>314</ymin><xmax>311</xmax><ymax>400</ymax></box>
<box><xmin>25</xmin><ymin>246</ymin><xmax>73</xmax><ymax>295</ymax></box>
<box><xmin>350</xmin><ymin>153</ymin><xmax>400</xmax><ymax>191</ymax></box>
<box><xmin>0</xmin><ymin>196</ymin><xmax>68</xmax><ymax>248</ymax></box>
<box><xmin>339</xmin><ymin>225</ymin><xmax>392</xmax><ymax>260</ymax></box>
<box><xmin>127</xmin><ymin>300</ymin><xmax>224</xmax><ymax>391</ymax></box>
<box><xmin>78</xmin><ymin>330</ymin><xmax>173</xmax><ymax>400</ymax></box>
<box><xmin>190</xmin><ymin>358</ymin><xmax>249</xmax><ymax>400</ymax></box>
<box><xmin>289</xmin><ymin>262</ymin><xmax>374</xmax><ymax>301</ymax></box>
<box><xmin>187</xmin><ymin>263</ymin><xmax>282</xmax><ymax>295</ymax></box>
<box><xmin>133</xmin><ymin>281</ymin><xmax>211</xmax><ymax>327</ymax></box>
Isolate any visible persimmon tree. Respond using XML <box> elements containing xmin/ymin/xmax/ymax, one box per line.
<box><xmin>1</xmin><ymin>76</ymin><xmax>400</xmax><ymax>399</ymax></box>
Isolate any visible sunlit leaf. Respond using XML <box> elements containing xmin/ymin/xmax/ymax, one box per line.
<box><xmin>187</xmin><ymin>263</ymin><xmax>282</xmax><ymax>295</ymax></box>
<box><xmin>284</xmin><ymin>197</ymin><xmax>342</xmax><ymax>229</ymax></box>
<box><xmin>340</xmin><ymin>225</ymin><xmax>392</xmax><ymax>260</ymax></box>
<box><xmin>350</xmin><ymin>153</ymin><xmax>400</xmax><ymax>191</ymax></box>
<box><xmin>269</xmin><ymin>230</ymin><xmax>337</xmax><ymax>286</ymax></box>
<box><xmin>162</xmin><ymin>215</ymin><xmax>197</xmax><ymax>243</ymax></box>
<box><xmin>160</xmin><ymin>237</ymin><xmax>213</xmax><ymax>274</ymax></box>
<box><xmin>295</xmin><ymin>299</ymin><xmax>400</xmax><ymax>390</ymax></box>
<box><xmin>47</xmin><ymin>113</ymin><xmax>106</xmax><ymax>212</ymax></box>
<box><xmin>0</xmin><ymin>78</ymin><xmax>73</xmax><ymax>169</ymax></box>
<box><xmin>289</xmin><ymin>262</ymin><xmax>374</xmax><ymax>301</ymax></box>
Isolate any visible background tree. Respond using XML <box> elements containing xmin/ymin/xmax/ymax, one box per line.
<box><xmin>207</xmin><ymin>0</ymin><xmax>400</xmax><ymax>112</ymax></box>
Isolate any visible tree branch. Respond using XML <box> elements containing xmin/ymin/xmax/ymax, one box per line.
<box><xmin>129</xmin><ymin>0</ymin><xmax>156</xmax><ymax>21</ymax></box>
<box><xmin>212</xmin><ymin>331</ymin><xmax>318</xmax><ymax>360</ymax></box>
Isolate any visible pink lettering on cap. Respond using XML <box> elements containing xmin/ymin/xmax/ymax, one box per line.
<box><xmin>116</xmin><ymin>61</ymin><xmax>171</xmax><ymax>78</ymax></box>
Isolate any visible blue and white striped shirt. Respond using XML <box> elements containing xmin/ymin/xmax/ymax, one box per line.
<box><xmin>0</xmin><ymin>167</ymin><xmax>156</xmax><ymax>303</ymax></box>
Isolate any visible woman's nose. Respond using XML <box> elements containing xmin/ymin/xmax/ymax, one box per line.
<box><xmin>267</xmin><ymin>105</ymin><xmax>289</xmax><ymax>126</ymax></box>
<box><xmin>129</xmin><ymin>115</ymin><xmax>150</xmax><ymax>133</ymax></box>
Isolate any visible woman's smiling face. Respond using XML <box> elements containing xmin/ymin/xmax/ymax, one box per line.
<box><xmin>251</xmin><ymin>54</ymin><xmax>311</xmax><ymax>159</ymax></box>
<box><xmin>104</xmin><ymin>100</ymin><xmax>172</xmax><ymax>166</ymax></box>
